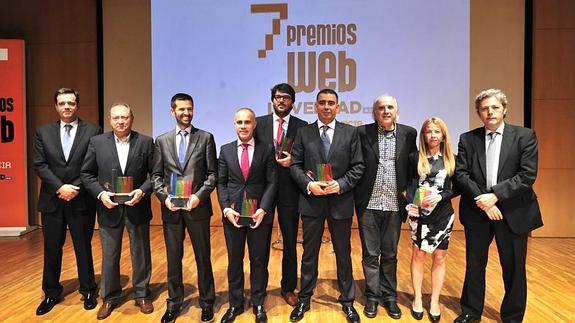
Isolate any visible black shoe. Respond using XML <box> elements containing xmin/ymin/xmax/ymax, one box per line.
<box><xmin>363</xmin><ymin>300</ymin><xmax>378</xmax><ymax>318</ymax></box>
<box><xmin>382</xmin><ymin>301</ymin><xmax>401</xmax><ymax>319</ymax></box>
<box><xmin>36</xmin><ymin>297</ymin><xmax>60</xmax><ymax>315</ymax></box>
<box><xmin>201</xmin><ymin>307</ymin><xmax>214</xmax><ymax>323</ymax></box>
<box><xmin>410</xmin><ymin>307</ymin><xmax>423</xmax><ymax>320</ymax></box>
<box><xmin>289</xmin><ymin>301</ymin><xmax>310</xmax><ymax>322</ymax></box>
<box><xmin>83</xmin><ymin>292</ymin><xmax>98</xmax><ymax>310</ymax></box>
<box><xmin>220</xmin><ymin>306</ymin><xmax>244</xmax><ymax>323</ymax></box>
<box><xmin>253</xmin><ymin>306</ymin><xmax>267</xmax><ymax>323</ymax></box>
<box><xmin>428</xmin><ymin>311</ymin><xmax>441</xmax><ymax>322</ymax></box>
<box><xmin>454</xmin><ymin>313</ymin><xmax>480</xmax><ymax>323</ymax></box>
<box><xmin>342</xmin><ymin>306</ymin><xmax>360</xmax><ymax>323</ymax></box>
<box><xmin>161</xmin><ymin>308</ymin><xmax>180</xmax><ymax>323</ymax></box>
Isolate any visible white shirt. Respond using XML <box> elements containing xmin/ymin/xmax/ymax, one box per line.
<box><xmin>317</xmin><ymin>119</ymin><xmax>336</xmax><ymax>143</ymax></box>
<box><xmin>236</xmin><ymin>137</ymin><xmax>255</xmax><ymax>166</ymax></box>
<box><xmin>485</xmin><ymin>122</ymin><xmax>505</xmax><ymax>188</ymax></box>
<box><xmin>114</xmin><ymin>133</ymin><xmax>131</xmax><ymax>173</ymax></box>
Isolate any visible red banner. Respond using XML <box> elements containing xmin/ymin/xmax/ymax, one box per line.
<box><xmin>0</xmin><ymin>39</ymin><xmax>28</xmax><ymax>235</ymax></box>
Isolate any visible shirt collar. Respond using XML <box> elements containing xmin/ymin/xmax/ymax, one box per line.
<box><xmin>273</xmin><ymin>112</ymin><xmax>291</xmax><ymax>124</ymax></box>
<box><xmin>485</xmin><ymin>122</ymin><xmax>505</xmax><ymax>136</ymax></box>
<box><xmin>237</xmin><ymin>137</ymin><xmax>255</xmax><ymax>147</ymax></box>
<box><xmin>114</xmin><ymin>132</ymin><xmax>131</xmax><ymax>144</ymax></box>
<box><xmin>60</xmin><ymin>118</ymin><xmax>79</xmax><ymax>129</ymax></box>
<box><xmin>317</xmin><ymin>119</ymin><xmax>336</xmax><ymax>130</ymax></box>
<box><xmin>176</xmin><ymin>125</ymin><xmax>192</xmax><ymax>135</ymax></box>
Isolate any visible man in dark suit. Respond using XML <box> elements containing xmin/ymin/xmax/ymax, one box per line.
<box><xmin>151</xmin><ymin>93</ymin><xmax>217</xmax><ymax>323</ymax></box>
<box><xmin>254</xmin><ymin>83</ymin><xmax>307</xmax><ymax>306</ymax></box>
<box><xmin>353</xmin><ymin>95</ymin><xmax>417</xmax><ymax>319</ymax></box>
<box><xmin>81</xmin><ymin>103</ymin><xmax>154</xmax><ymax>319</ymax></box>
<box><xmin>289</xmin><ymin>89</ymin><xmax>365</xmax><ymax>323</ymax></box>
<box><xmin>453</xmin><ymin>88</ymin><xmax>543</xmax><ymax>323</ymax></box>
<box><xmin>33</xmin><ymin>87</ymin><xmax>101</xmax><ymax>315</ymax></box>
<box><xmin>218</xmin><ymin>108</ymin><xmax>277</xmax><ymax>323</ymax></box>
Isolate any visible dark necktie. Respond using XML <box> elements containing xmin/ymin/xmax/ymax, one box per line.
<box><xmin>276</xmin><ymin>117</ymin><xmax>284</xmax><ymax>144</ymax></box>
<box><xmin>486</xmin><ymin>132</ymin><xmax>499</xmax><ymax>189</ymax></box>
<box><xmin>240</xmin><ymin>143</ymin><xmax>250</xmax><ymax>180</ymax></box>
<box><xmin>321</xmin><ymin>125</ymin><xmax>331</xmax><ymax>156</ymax></box>
<box><xmin>178</xmin><ymin>130</ymin><xmax>188</xmax><ymax>168</ymax></box>
<box><xmin>62</xmin><ymin>124</ymin><xmax>72</xmax><ymax>161</ymax></box>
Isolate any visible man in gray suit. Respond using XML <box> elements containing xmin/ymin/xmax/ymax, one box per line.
<box><xmin>81</xmin><ymin>103</ymin><xmax>154</xmax><ymax>319</ymax></box>
<box><xmin>151</xmin><ymin>93</ymin><xmax>217</xmax><ymax>323</ymax></box>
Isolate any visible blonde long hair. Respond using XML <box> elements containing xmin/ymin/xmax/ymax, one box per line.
<box><xmin>417</xmin><ymin>117</ymin><xmax>455</xmax><ymax>176</ymax></box>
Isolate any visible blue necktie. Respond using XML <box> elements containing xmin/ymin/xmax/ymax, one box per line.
<box><xmin>321</xmin><ymin>125</ymin><xmax>331</xmax><ymax>156</ymax></box>
<box><xmin>178</xmin><ymin>130</ymin><xmax>188</xmax><ymax>168</ymax></box>
<box><xmin>62</xmin><ymin>124</ymin><xmax>72</xmax><ymax>161</ymax></box>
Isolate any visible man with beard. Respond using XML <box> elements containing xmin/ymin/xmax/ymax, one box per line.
<box><xmin>254</xmin><ymin>83</ymin><xmax>307</xmax><ymax>306</ymax></box>
<box><xmin>151</xmin><ymin>93</ymin><xmax>217</xmax><ymax>323</ymax></box>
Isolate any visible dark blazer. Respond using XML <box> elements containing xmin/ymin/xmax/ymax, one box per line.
<box><xmin>33</xmin><ymin>120</ymin><xmax>102</xmax><ymax>213</ymax></box>
<box><xmin>151</xmin><ymin>127</ymin><xmax>218</xmax><ymax>222</ymax></box>
<box><xmin>290</xmin><ymin>121</ymin><xmax>364</xmax><ymax>219</ymax></box>
<box><xmin>454</xmin><ymin>124</ymin><xmax>543</xmax><ymax>234</ymax></box>
<box><xmin>354</xmin><ymin>122</ymin><xmax>417</xmax><ymax>220</ymax></box>
<box><xmin>254</xmin><ymin>114</ymin><xmax>307</xmax><ymax>207</ymax></box>
<box><xmin>80</xmin><ymin>131</ymin><xmax>154</xmax><ymax>227</ymax></box>
<box><xmin>217</xmin><ymin>140</ymin><xmax>277</xmax><ymax>225</ymax></box>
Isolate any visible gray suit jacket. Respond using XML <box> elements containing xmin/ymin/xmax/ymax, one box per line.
<box><xmin>151</xmin><ymin>126</ymin><xmax>218</xmax><ymax>222</ymax></box>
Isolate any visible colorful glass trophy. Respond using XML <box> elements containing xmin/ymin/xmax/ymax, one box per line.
<box><xmin>274</xmin><ymin>135</ymin><xmax>293</xmax><ymax>159</ymax></box>
<box><xmin>111</xmin><ymin>169</ymin><xmax>133</xmax><ymax>204</ymax></box>
<box><xmin>315</xmin><ymin>163</ymin><xmax>333</xmax><ymax>183</ymax></box>
<box><xmin>233</xmin><ymin>196</ymin><xmax>258</xmax><ymax>227</ymax></box>
<box><xmin>169</xmin><ymin>172</ymin><xmax>192</xmax><ymax>208</ymax></box>
<box><xmin>411</xmin><ymin>183</ymin><xmax>439</xmax><ymax>218</ymax></box>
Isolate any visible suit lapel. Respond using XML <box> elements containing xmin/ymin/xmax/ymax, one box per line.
<box><xmin>168</xmin><ymin>130</ymin><xmax>181</xmax><ymax>171</ymax></box>
<box><xmin>53</xmin><ymin>121</ymin><xmax>66</xmax><ymax>161</ymax></box>
<box><xmin>247</xmin><ymin>142</ymin><xmax>265</xmax><ymax>182</ymax></box>
<box><xmin>182</xmin><ymin>127</ymin><xmax>200</xmax><ymax>170</ymax></box>
<box><xmin>474</xmin><ymin>128</ymin><xmax>488</xmax><ymax>180</ymax></box>
<box><xmin>395</xmin><ymin>124</ymin><xmax>406</xmax><ymax>162</ymax></box>
<box><xmin>106</xmin><ymin>132</ymin><xmax>122</xmax><ymax>175</ymax></box>
<box><xmin>124</xmin><ymin>131</ymin><xmax>137</xmax><ymax>174</ymax></box>
<box><xmin>498</xmin><ymin>125</ymin><xmax>515</xmax><ymax>177</ymax></box>
<box><xmin>366</xmin><ymin>123</ymin><xmax>379</xmax><ymax>159</ymax></box>
<box><xmin>311</xmin><ymin>121</ymin><xmax>327</xmax><ymax>161</ymax></box>
<box><xmin>264</xmin><ymin>115</ymin><xmax>274</xmax><ymax>140</ymax></box>
<box><xmin>229</xmin><ymin>142</ymin><xmax>243</xmax><ymax>181</ymax></box>
<box><xmin>68</xmin><ymin>120</ymin><xmax>86</xmax><ymax>161</ymax></box>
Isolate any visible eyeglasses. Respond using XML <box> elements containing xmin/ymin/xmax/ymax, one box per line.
<box><xmin>274</xmin><ymin>95</ymin><xmax>292</xmax><ymax>102</ymax></box>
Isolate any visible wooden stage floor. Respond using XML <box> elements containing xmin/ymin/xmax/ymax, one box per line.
<box><xmin>0</xmin><ymin>226</ymin><xmax>573</xmax><ymax>322</ymax></box>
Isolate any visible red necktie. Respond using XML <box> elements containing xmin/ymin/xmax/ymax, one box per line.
<box><xmin>240</xmin><ymin>143</ymin><xmax>250</xmax><ymax>180</ymax></box>
<box><xmin>276</xmin><ymin>117</ymin><xmax>284</xmax><ymax>144</ymax></box>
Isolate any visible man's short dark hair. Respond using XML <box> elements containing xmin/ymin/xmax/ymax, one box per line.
<box><xmin>271</xmin><ymin>83</ymin><xmax>296</xmax><ymax>102</ymax></box>
<box><xmin>54</xmin><ymin>87</ymin><xmax>80</xmax><ymax>105</ymax></box>
<box><xmin>170</xmin><ymin>93</ymin><xmax>194</xmax><ymax>109</ymax></box>
<box><xmin>316</xmin><ymin>88</ymin><xmax>338</xmax><ymax>102</ymax></box>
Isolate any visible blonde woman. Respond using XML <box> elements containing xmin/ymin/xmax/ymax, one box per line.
<box><xmin>407</xmin><ymin>117</ymin><xmax>459</xmax><ymax>322</ymax></box>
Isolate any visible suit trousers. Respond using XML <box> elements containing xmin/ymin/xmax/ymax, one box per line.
<box><xmin>276</xmin><ymin>205</ymin><xmax>300</xmax><ymax>293</ymax></box>
<box><xmin>461</xmin><ymin>220</ymin><xmax>528</xmax><ymax>323</ymax></box>
<box><xmin>357</xmin><ymin>209</ymin><xmax>402</xmax><ymax>302</ymax></box>
<box><xmin>162</xmin><ymin>216</ymin><xmax>215</xmax><ymax>311</ymax></box>
<box><xmin>223</xmin><ymin>221</ymin><xmax>273</xmax><ymax>307</ymax></box>
<box><xmin>298</xmin><ymin>213</ymin><xmax>355</xmax><ymax>306</ymax></box>
<box><xmin>99</xmin><ymin>215</ymin><xmax>152</xmax><ymax>304</ymax></box>
<box><xmin>41</xmin><ymin>204</ymin><xmax>97</xmax><ymax>298</ymax></box>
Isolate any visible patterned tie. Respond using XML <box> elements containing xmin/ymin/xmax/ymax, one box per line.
<box><xmin>276</xmin><ymin>117</ymin><xmax>284</xmax><ymax>144</ymax></box>
<box><xmin>178</xmin><ymin>130</ymin><xmax>188</xmax><ymax>168</ymax></box>
<box><xmin>240</xmin><ymin>143</ymin><xmax>250</xmax><ymax>180</ymax></box>
<box><xmin>321</xmin><ymin>125</ymin><xmax>331</xmax><ymax>156</ymax></box>
<box><xmin>62</xmin><ymin>124</ymin><xmax>72</xmax><ymax>161</ymax></box>
<box><xmin>486</xmin><ymin>132</ymin><xmax>499</xmax><ymax>189</ymax></box>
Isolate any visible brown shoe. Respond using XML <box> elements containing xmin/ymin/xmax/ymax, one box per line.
<box><xmin>97</xmin><ymin>302</ymin><xmax>115</xmax><ymax>320</ymax></box>
<box><xmin>281</xmin><ymin>291</ymin><xmax>298</xmax><ymax>306</ymax></box>
<box><xmin>135</xmin><ymin>299</ymin><xmax>154</xmax><ymax>314</ymax></box>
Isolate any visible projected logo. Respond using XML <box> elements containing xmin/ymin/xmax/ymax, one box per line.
<box><xmin>251</xmin><ymin>3</ymin><xmax>365</xmax><ymax>124</ymax></box>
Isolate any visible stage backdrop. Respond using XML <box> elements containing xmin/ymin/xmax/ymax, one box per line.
<box><xmin>151</xmin><ymin>0</ymin><xmax>470</xmax><ymax>149</ymax></box>
<box><xmin>0</xmin><ymin>39</ymin><xmax>28</xmax><ymax>236</ymax></box>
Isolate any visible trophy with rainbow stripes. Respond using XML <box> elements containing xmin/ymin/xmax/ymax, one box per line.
<box><xmin>232</xmin><ymin>196</ymin><xmax>259</xmax><ymax>227</ymax></box>
<box><xmin>314</xmin><ymin>163</ymin><xmax>333</xmax><ymax>184</ymax></box>
<box><xmin>169</xmin><ymin>172</ymin><xmax>193</xmax><ymax>208</ymax></box>
<box><xmin>274</xmin><ymin>136</ymin><xmax>293</xmax><ymax>159</ymax></box>
<box><xmin>111</xmin><ymin>169</ymin><xmax>133</xmax><ymax>204</ymax></box>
